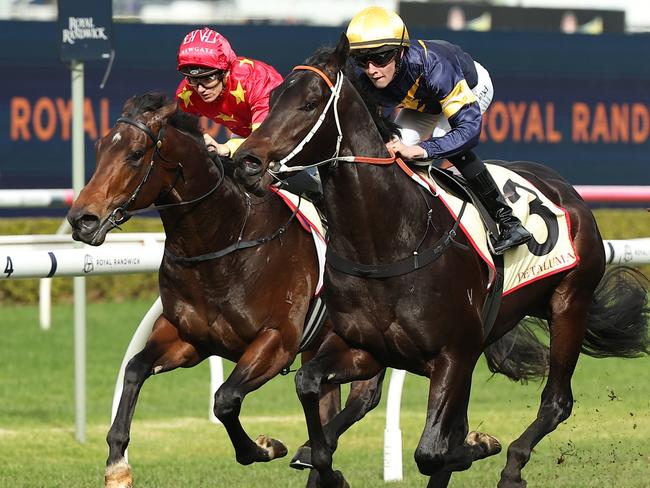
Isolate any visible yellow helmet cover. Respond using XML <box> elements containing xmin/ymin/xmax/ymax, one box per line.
<box><xmin>346</xmin><ymin>6</ymin><xmax>410</xmax><ymax>51</ymax></box>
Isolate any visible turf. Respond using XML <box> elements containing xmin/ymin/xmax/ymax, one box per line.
<box><xmin>0</xmin><ymin>300</ymin><xmax>648</xmax><ymax>487</ymax></box>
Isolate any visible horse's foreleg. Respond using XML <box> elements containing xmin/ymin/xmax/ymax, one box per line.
<box><xmin>295</xmin><ymin>334</ymin><xmax>382</xmax><ymax>488</ymax></box>
<box><xmin>415</xmin><ymin>349</ymin><xmax>499</xmax><ymax>485</ymax></box>
<box><xmin>106</xmin><ymin>316</ymin><xmax>201</xmax><ymax>488</ymax></box>
<box><xmin>214</xmin><ymin>327</ymin><xmax>293</xmax><ymax>465</ymax></box>
<box><xmin>290</xmin><ymin>370</ymin><xmax>386</xmax><ymax>471</ymax></box>
<box><xmin>498</xmin><ymin>294</ymin><xmax>588</xmax><ymax>488</ymax></box>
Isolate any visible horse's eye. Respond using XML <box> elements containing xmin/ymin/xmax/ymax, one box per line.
<box><xmin>302</xmin><ymin>101</ymin><xmax>318</xmax><ymax>112</ymax></box>
<box><xmin>128</xmin><ymin>149</ymin><xmax>145</xmax><ymax>162</ymax></box>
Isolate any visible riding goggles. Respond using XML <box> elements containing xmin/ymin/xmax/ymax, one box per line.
<box><xmin>185</xmin><ymin>73</ymin><xmax>223</xmax><ymax>88</ymax></box>
<box><xmin>352</xmin><ymin>48</ymin><xmax>399</xmax><ymax>69</ymax></box>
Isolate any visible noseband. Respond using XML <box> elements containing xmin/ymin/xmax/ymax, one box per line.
<box><xmin>108</xmin><ymin>116</ymin><xmax>225</xmax><ymax>227</ymax></box>
<box><xmin>268</xmin><ymin>65</ymin><xmax>344</xmax><ymax>174</ymax></box>
<box><xmin>268</xmin><ymin>65</ymin><xmax>400</xmax><ymax>175</ymax></box>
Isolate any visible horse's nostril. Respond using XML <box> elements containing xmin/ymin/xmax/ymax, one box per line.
<box><xmin>77</xmin><ymin>214</ymin><xmax>100</xmax><ymax>233</ymax></box>
<box><xmin>242</xmin><ymin>157</ymin><xmax>263</xmax><ymax>175</ymax></box>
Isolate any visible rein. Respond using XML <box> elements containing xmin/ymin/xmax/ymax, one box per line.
<box><xmin>268</xmin><ymin>65</ymin><xmax>409</xmax><ymax>174</ymax></box>
<box><xmin>271</xmin><ymin>64</ymin><xmax>466</xmax><ymax>278</ymax></box>
<box><xmin>110</xmin><ymin>115</ymin><xmax>298</xmax><ymax>265</ymax></box>
<box><xmin>163</xmin><ymin>194</ymin><xmax>301</xmax><ymax>265</ymax></box>
<box><xmin>107</xmin><ymin>116</ymin><xmax>226</xmax><ymax>227</ymax></box>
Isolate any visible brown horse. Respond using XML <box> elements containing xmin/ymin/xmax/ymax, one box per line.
<box><xmin>234</xmin><ymin>36</ymin><xmax>650</xmax><ymax>488</ymax></box>
<box><xmin>66</xmin><ymin>93</ymin><xmax>384</xmax><ymax>487</ymax></box>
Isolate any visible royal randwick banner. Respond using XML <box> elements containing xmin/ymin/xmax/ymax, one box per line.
<box><xmin>0</xmin><ymin>22</ymin><xmax>648</xmax><ymax>216</ymax></box>
<box><xmin>57</xmin><ymin>0</ymin><xmax>112</xmax><ymax>61</ymax></box>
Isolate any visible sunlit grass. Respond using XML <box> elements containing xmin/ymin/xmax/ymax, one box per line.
<box><xmin>1</xmin><ymin>300</ymin><xmax>648</xmax><ymax>487</ymax></box>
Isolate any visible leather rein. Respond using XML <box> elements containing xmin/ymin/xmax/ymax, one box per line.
<box><xmin>268</xmin><ymin>65</ymin><xmax>467</xmax><ymax>278</ymax></box>
<box><xmin>114</xmin><ymin>116</ymin><xmax>299</xmax><ymax>265</ymax></box>
<box><xmin>109</xmin><ymin>116</ymin><xmax>226</xmax><ymax>227</ymax></box>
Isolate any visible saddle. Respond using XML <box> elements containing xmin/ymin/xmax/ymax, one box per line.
<box><xmin>422</xmin><ymin>164</ymin><xmax>500</xmax><ymax>239</ymax></box>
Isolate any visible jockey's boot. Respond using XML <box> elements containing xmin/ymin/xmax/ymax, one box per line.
<box><xmin>280</xmin><ymin>168</ymin><xmax>326</xmax><ymax>215</ymax></box>
<box><xmin>466</xmin><ymin>167</ymin><xmax>532</xmax><ymax>255</ymax></box>
<box><xmin>283</xmin><ymin>170</ymin><xmax>322</xmax><ymax>199</ymax></box>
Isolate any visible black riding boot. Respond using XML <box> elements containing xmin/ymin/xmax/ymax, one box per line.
<box><xmin>281</xmin><ymin>169</ymin><xmax>325</xmax><ymax>214</ymax></box>
<box><xmin>466</xmin><ymin>168</ymin><xmax>532</xmax><ymax>255</ymax></box>
<box><xmin>283</xmin><ymin>169</ymin><xmax>322</xmax><ymax>199</ymax></box>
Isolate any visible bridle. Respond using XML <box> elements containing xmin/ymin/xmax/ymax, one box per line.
<box><xmin>266</xmin><ymin>64</ymin><xmax>468</xmax><ymax>279</ymax></box>
<box><xmin>268</xmin><ymin>65</ymin><xmax>344</xmax><ymax>174</ymax></box>
<box><xmin>115</xmin><ymin>115</ymin><xmax>300</xmax><ymax>266</ymax></box>
<box><xmin>267</xmin><ymin>65</ymin><xmax>411</xmax><ymax>175</ymax></box>
<box><xmin>106</xmin><ymin>116</ymin><xmax>225</xmax><ymax>228</ymax></box>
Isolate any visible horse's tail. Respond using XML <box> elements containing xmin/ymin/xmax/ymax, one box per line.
<box><xmin>582</xmin><ymin>266</ymin><xmax>650</xmax><ymax>358</ymax></box>
<box><xmin>484</xmin><ymin>266</ymin><xmax>650</xmax><ymax>382</ymax></box>
<box><xmin>483</xmin><ymin>318</ymin><xmax>550</xmax><ymax>383</ymax></box>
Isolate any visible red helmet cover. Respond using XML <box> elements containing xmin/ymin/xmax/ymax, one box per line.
<box><xmin>177</xmin><ymin>27</ymin><xmax>237</xmax><ymax>72</ymax></box>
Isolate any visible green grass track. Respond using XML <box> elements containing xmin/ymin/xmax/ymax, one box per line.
<box><xmin>1</xmin><ymin>300</ymin><xmax>648</xmax><ymax>487</ymax></box>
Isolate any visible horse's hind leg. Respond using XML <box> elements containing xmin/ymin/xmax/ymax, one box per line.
<box><xmin>498</xmin><ymin>286</ymin><xmax>591</xmax><ymax>488</ymax></box>
<box><xmin>213</xmin><ymin>327</ymin><xmax>297</xmax><ymax>465</ymax></box>
<box><xmin>290</xmin><ymin>370</ymin><xmax>386</xmax><ymax>470</ymax></box>
<box><xmin>105</xmin><ymin>315</ymin><xmax>201</xmax><ymax>488</ymax></box>
<box><xmin>299</xmin><ymin>348</ymin><xmax>343</xmax><ymax>428</ymax></box>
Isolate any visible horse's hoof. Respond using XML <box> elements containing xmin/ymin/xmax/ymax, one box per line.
<box><xmin>465</xmin><ymin>430</ymin><xmax>502</xmax><ymax>460</ymax></box>
<box><xmin>256</xmin><ymin>434</ymin><xmax>288</xmax><ymax>461</ymax></box>
<box><xmin>290</xmin><ymin>444</ymin><xmax>313</xmax><ymax>470</ymax></box>
<box><xmin>497</xmin><ymin>476</ymin><xmax>527</xmax><ymax>488</ymax></box>
<box><xmin>333</xmin><ymin>470</ymin><xmax>350</xmax><ymax>488</ymax></box>
<box><xmin>105</xmin><ymin>460</ymin><xmax>133</xmax><ymax>488</ymax></box>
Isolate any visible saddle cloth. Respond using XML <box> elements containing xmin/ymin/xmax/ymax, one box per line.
<box><xmin>412</xmin><ymin>163</ymin><xmax>579</xmax><ymax>295</ymax></box>
<box><xmin>271</xmin><ymin>187</ymin><xmax>328</xmax><ymax>351</ymax></box>
<box><xmin>270</xmin><ymin>186</ymin><xmax>326</xmax><ymax>295</ymax></box>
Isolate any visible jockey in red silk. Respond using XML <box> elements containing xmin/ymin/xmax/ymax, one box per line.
<box><xmin>176</xmin><ymin>27</ymin><xmax>283</xmax><ymax>158</ymax></box>
<box><xmin>347</xmin><ymin>7</ymin><xmax>531</xmax><ymax>255</ymax></box>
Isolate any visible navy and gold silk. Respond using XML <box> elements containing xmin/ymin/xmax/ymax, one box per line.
<box><xmin>357</xmin><ymin>39</ymin><xmax>482</xmax><ymax>159</ymax></box>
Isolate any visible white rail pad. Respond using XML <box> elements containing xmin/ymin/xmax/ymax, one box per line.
<box><xmin>0</xmin><ymin>243</ymin><xmax>163</xmax><ymax>279</ymax></box>
<box><xmin>0</xmin><ymin>233</ymin><xmax>165</xmax><ymax>249</ymax></box>
<box><xmin>604</xmin><ymin>238</ymin><xmax>650</xmax><ymax>265</ymax></box>
<box><xmin>0</xmin><ymin>189</ymin><xmax>75</xmax><ymax>208</ymax></box>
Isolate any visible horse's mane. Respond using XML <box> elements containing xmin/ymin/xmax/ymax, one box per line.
<box><xmin>122</xmin><ymin>92</ymin><xmax>203</xmax><ymax>139</ymax></box>
<box><xmin>122</xmin><ymin>92</ymin><xmax>235</xmax><ymax>176</ymax></box>
<box><xmin>303</xmin><ymin>47</ymin><xmax>401</xmax><ymax>143</ymax></box>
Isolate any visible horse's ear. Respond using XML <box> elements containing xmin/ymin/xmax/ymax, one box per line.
<box><xmin>159</xmin><ymin>101</ymin><xmax>178</xmax><ymax>120</ymax></box>
<box><xmin>151</xmin><ymin>101</ymin><xmax>177</xmax><ymax>127</ymax></box>
<box><xmin>121</xmin><ymin>95</ymin><xmax>138</xmax><ymax>116</ymax></box>
<box><xmin>329</xmin><ymin>33</ymin><xmax>350</xmax><ymax>72</ymax></box>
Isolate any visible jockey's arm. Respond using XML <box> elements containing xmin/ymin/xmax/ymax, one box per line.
<box><xmin>220</xmin><ymin>119</ymin><xmax>264</xmax><ymax>157</ymax></box>
<box><xmin>203</xmin><ymin>133</ymin><xmax>245</xmax><ymax>158</ymax></box>
<box><xmin>418</xmin><ymin>102</ymin><xmax>482</xmax><ymax>159</ymax></box>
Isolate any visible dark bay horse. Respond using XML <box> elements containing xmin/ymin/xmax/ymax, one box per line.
<box><xmin>66</xmin><ymin>93</ymin><xmax>384</xmax><ymax>487</ymax></box>
<box><xmin>234</xmin><ymin>36</ymin><xmax>650</xmax><ymax>488</ymax></box>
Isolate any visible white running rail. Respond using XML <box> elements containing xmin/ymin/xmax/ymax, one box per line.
<box><xmin>2</xmin><ymin>235</ymin><xmax>649</xmax><ymax>479</ymax></box>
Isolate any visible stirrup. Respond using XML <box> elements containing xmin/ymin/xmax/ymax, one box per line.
<box><xmin>491</xmin><ymin>227</ymin><xmax>532</xmax><ymax>255</ymax></box>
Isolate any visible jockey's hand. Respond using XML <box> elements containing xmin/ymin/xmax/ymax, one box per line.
<box><xmin>203</xmin><ymin>133</ymin><xmax>231</xmax><ymax>157</ymax></box>
<box><xmin>386</xmin><ymin>139</ymin><xmax>427</xmax><ymax>160</ymax></box>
